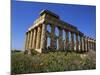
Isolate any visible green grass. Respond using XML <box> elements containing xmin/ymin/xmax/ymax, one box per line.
<box><xmin>11</xmin><ymin>50</ymin><xmax>96</xmax><ymax>74</ymax></box>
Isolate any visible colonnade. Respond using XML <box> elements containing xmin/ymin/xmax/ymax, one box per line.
<box><xmin>25</xmin><ymin>23</ymin><xmax>96</xmax><ymax>53</ymax></box>
<box><xmin>25</xmin><ymin>9</ymin><xmax>96</xmax><ymax>53</ymax></box>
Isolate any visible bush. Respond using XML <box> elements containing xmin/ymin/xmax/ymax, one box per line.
<box><xmin>30</xmin><ymin>49</ymin><xmax>38</xmax><ymax>55</ymax></box>
<box><xmin>11</xmin><ymin>52</ymin><xmax>45</xmax><ymax>75</ymax></box>
<box><xmin>11</xmin><ymin>51</ymin><xmax>96</xmax><ymax>74</ymax></box>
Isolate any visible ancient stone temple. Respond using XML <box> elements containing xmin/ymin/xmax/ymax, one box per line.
<box><xmin>25</xmin><ymin>9</ymin><xmax>96</xmax><ymax>53</ymax></box>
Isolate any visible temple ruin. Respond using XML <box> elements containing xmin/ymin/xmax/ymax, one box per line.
<box><xmin>25</xmin><ymin>9</ymin><xmax>96</xmax><ymax>53</ymax></box>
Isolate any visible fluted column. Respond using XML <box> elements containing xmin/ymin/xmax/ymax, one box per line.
<box><xmin>40</xmin><ymin>23</ymin><xmax>47</xmax><ymax>51</ymax></box>
<box><xmin>30</xmin><ymin>30</ymin><xmax>34</xmax><ymax>48</ymax></box>
<box><xmin>89</xmin><ymin>40</ymin><xmax>91</xmax><ymax>50</ymax></box>
<box><xmin>91</xmin><ymin>40</ymin><xmax>93</xmax><ymax>50</ymax></box>
<box><xmin>65</xmin><ymin>30</ymin><xmax>69</xmax><ymax>50</ymax></box>
<box><xmin>94</xmin><ymin>40</ymin><xmax>96</xmax><ymax>50</ymax></box>
<box><xmin>83</xmin><ymin>36</ymin><xmax>86</xmax><ymax>52</ymax></box>
<box><xmin>55</xmin><ymin>37</ymin><xmax>57</xmax><ymax>50</ymax></box>
<box><xmin>34</xmin><ymin>28</ymin><xmax>37</xmax><ymax>49</ymax></box>
<box><xmin>92</xmin><ymin>41</ymin><xmax>94</xmax><ymax>50</ymax></box>
<box><xmin>80</xmin><ymin>35</ymin><xmax>82</xmax><ymax>52</ymax></box>
<box><xmin>87</xmin><ymin>37</ymin><xmax>89</xmax><ymax>52</ymax></box>
<box><xmin>58</xmin><ymin>28</ymin><xmax>63</xmax><ymax>50</ymax></box>
<box><xmin>50</xmin><ymin>25</ymin><xmax>55</xmax><ymax>49</ymax></box>
<box><xmin>32</xmin><ymin>29</ymin><xmax>36</xmax><ymax>49</ymax></box>
<box><xmin>27</xmin><ymin>31</ymin><xmax>31</xmax><ymax>49</ymax></box>
<box><xmin>85</xmin><ymin>37</ymin><xmax>87</xmax><ymax>52</ymax></box>
<box><xmin>81</xmin><ymin>36</ymin><xmax>85</xmax><ymax>52</ymax></box>
<box><xmin>92</xmin><ymin>39</ymin><xmax>94</xmax><ymax>50</ymax></box>
<box><xmin>25</xmin><ymin>32</ymin><xmax>28</xmax><ymax>50</ymax></box>
<box><xmin>36</xmin><ymin>26</ymin><xmax>41</xmax><ymax>49</ymax></box>
<box><xmin>71</xmin><ymin>32</ymin><xmax>74</xmax><ymax>51</ymax></box>
<box><xmin>89</xmin><ymin>38</ymin><xmax>91</xmax><ymax>50</ymax></box>
<box><xmin>29</xmin><ymin>30</ymin><xmax>33</xmax><ymax>49</ymax></box>
<box><xmin>76</xmin><ymin>33</ymin><xmax>79</xmax><ymax>51</ymax></box>
<box><xmin>91</xmin><ymin>41</ymin><xmax>93</xmax><ymax>50</ymax></box>
<box><xmin>93</xmin><ymin>40</ymin><xmax>96</xmax><ymax>50</ymax></box>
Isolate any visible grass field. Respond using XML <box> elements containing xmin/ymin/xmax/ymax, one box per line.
<box><xmin>11</xmin><ymin>50</ymin><xmax>96</xmax><ymax>74</ymax></box>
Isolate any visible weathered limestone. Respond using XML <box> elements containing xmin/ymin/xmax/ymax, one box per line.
<box><xmin>25</xmin><ymin>9</ymin><xmax>96</xmax><ymax>53</ymax></box>
<box><xmin>40</xmin><ymin>23</ymin><xmax>47</xmax><ymax>52</ymax></box>
<box><xmin>27</xmin><ymin>31</ymin><xmax>31</xmax><ymax>49</ymax></box>
<box><xmin>86</xmin><ymin>37</ymin><xmax>88</xmax><ymax>52</ymax></box>
<box><xmin>25</xmin><ymin>32</ymin><xmax>28</xmax><ymax>50</ymax></box>
<box><xmin>29</xmin><ymin>31</ymin><xmax>33</xmax><ymax>49</ymax></box>
<box><xmin>50</xmin><ymin>25</ymin><xmax>55</xmax><ymax>49</ymax></box>
<box><xmin>58</xmin><ymin>28</ymin><xmax>63</xmax><ymax>50</ymax></box>
<box><xmin>32</xmin><ymin>29</ymin><xmax>36</xmax><ymax>49</ymax></box>
<box><xmin>36</xmin><ymin>26</ymin><xmax>41</xmax><ymax>49</ymax></box>
<box><xmin>70</xmin><ymin>32</ymin><xmax>74</xmax><ymax>51</ymax></box>
<box><xmin>83</xmin><ymin>36</ymin><xmax>86</xmax><ymax>52</ymax></box>
<box><xmin>76</xmin><ymin>34</ymin><xmax>79</xmax><ymax>51</ymax></box>
<box><xmin>79</xmin><ymin>36</ymin><xmax>82</xmax><ymax>51</ymax></box>
<box><xmin>65</xmin><ymin>30</ymin><xmax>69</xmax><ymax>50</ymax></box>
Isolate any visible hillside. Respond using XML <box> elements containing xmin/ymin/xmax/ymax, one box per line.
<box><xmin>11</xmin><ymin>50</ymin><xmax>96</xmax><ymax>74</ymax></box>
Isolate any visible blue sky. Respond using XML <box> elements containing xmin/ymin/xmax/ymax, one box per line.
<box><xmin>11</xmin><ymin>0</ymin><xmax>96</xmax><ymax>50</ymax></box>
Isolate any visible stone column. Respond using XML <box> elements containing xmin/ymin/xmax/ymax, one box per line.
<box><xmin>91</xmin><ymin>41</ymin><xmax>92</xmax><ymax>50</ymax></box>
<box><xmin>93</xmin><ymin>40</ymin><xmax>96</xmax><ymax>50</ymax></box>
<box><xmin>94</xmin><ymin>40</ymin><xmax>96</xmax><ymax>50</ymax></box>
<box><xmin>87</xmin><ymin>37</ymin><xmax>89</xmax><ymax>52</ymax></box>
<box><xmin>31</xmin><ymin>29</ymin><xmax>34</xmax><ymax>48</ymax></box>
<box><xmin>26</xmin><ymin>32</ymin><xmax>29</xmax><ymax>49</ymax></box>
<box><xmin>92</xmin><ymin>41</ymin><xmax>93</xmax><ymax>50</ymax></box>
<box><xmin>92</xmin><ymin>40</ymin><xmax>94</xmax><ymax>50</ymax></box>
<box><xmin>81</xmin><ymin>36</ymin><xmax>85</xmax><ymax>52</ymax></box>
<box><xmin>76</xmin><ymin>33</ymin><xmax>79</xmax><ymax>52</ymax></box>
<box><xmin>65</xmin><ymin>30</ymin><xmax>69</xmax><ymax>50</ymax></box>
<box><xmin>54</xmin><ymin>37</ymin><xmax>57</xmax><ymax>50</ymax></box>
<box><xmin>25</xmin><ymin>32</ymin><xmax>28</xmax><ymax>50</ymax></box>
<box><xmin>80</xmin><ymin>35</ymin><xmax>82</xmax><ymax>52</ymax></box>
<box><xmin>89</xmin><ymin>38</ymin><xmax>90</xmax><ymax>51</ymax></box>
<box><xmin>85</xmin><ymin>37</ymin><xmax>87</xmax><ymax>52</ymax></box>
<box><xmin>50</xmin><ymin>25</ymin><xmax>55</xmax><ymax>50</ymax></box>
<box><xmin>36</xmin><ymin>26</ymin><xmax>41</xmax><ymax>49</ymax></box>
<box><xmin>83</xmin><ymin>36</ymin><xmax>86</xmax><ymax>52</ymax></box>
<box><xmin>32</xmin><ymin>29</ymin><xmax>36</xmax><ymax>49</ymax></box>
<box><xmin>91</xmin><ymin>40</ymin><xmax>93</xmax><ymax>50</ymax></box>
<box><xmin>92</xmin><ymin>41</ymin><xmax>94</xmax><ymax>50</ymax></box>
<box><xmin>27</xmin><ymin>31</ymin><xmax>31</xmax><ymax>49</ymax></box>
<box><xmin>70</xmin><ymin>32</ymin><xmax>74</xmax><ymax>51</ymax></box>
<box><xmin>35</xmin><ymin>28</ymin><xmax>38</xmax><ymax>49</ymax></box>
<box><xmin>29</xmin><ymin>30</ymin><xmax>33</xmax><ymax>49</ymax></box>
<box><xmin>90</xmin><ymin>39</ymin><xmax>92</xmax><ymax>50</ymax></box>
<box><xmin>58</xmin><ymin>28</ymin><xmax>63</xmax><ymax>50</ymax></box>
<box><xmin>89</xmin><ymin>39</ymin><xmax>91</xmax><ymax>50</ymax></box>
<box><xmin>40</xmin><ymin>23</ymin><xmax>47</xmax><ymax>51</ymax></box>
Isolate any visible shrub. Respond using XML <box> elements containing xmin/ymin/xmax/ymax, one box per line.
<box><xmin>11</xmin><ymin>51</ymin><xmax>96</xmax><ymax>74</ymax></box>
<box><xmin>30</xmin><ymin>49</ymin><xmax>38</xmax><ymax>55</ymax></box>
<box><xmin>11</xmin><ymin>52</ymin><xmax>44</xmax><ymax>75</ymax></box>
